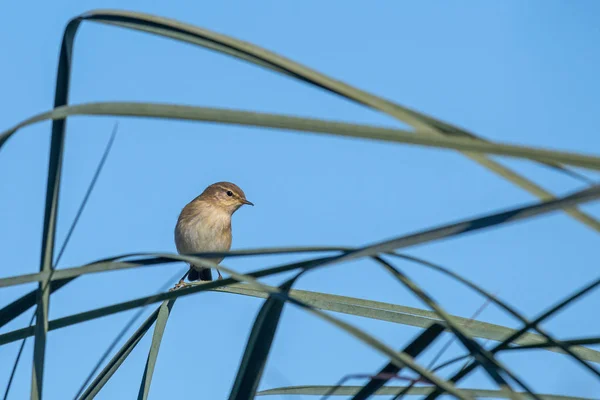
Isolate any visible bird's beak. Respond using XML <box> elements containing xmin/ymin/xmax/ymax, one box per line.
<box><xmin>242</xmin><ymin>199</ymin><xmax>254</xmax><ymax>206</ymax></box>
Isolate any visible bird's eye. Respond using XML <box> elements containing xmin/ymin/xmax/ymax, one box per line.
<box><xmin>226</xmin><ymin>191</ymin><xmax>233</xmax><ymax>197</ymax></box>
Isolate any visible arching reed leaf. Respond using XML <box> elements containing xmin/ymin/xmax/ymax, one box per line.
<box><xmin>3</xmin><ymin>102</ymin><xmax>600</xmax><ymax>172</ymax></box>
<box><xmin>393</xmin><ymin>254</ymin><xmax>600</xmax><ymax>377</ymax></box>
<box><xmin>3</xmin><ymin>282</ymin><xmax>599</xmax><ymax>365</ymax></box>
<box><xmin>2</xmin><ymin>258</ymin><xmax>470</xmax><ymax>398</ymax></box>
<box><xmin>424</xmin><ymin>277</ymin><xmax>600</xmax><ymax>400</ymax></box>
<box><xmin>3</xmin><ymin>8</ymin><xmax>599</xmax><ymax>235</ymax></box>
<box><xmin>256</xmin><ymin>385</ymin><xmax>595</xmax><ymax>400</ymax></box>
<box><xmin>77</xmin><ymin>307</ymin><xmax>161</xmax><ymax>400</ymax></box>
<box><xmin>137</xmin><ymin>299</ymin><xmax>176</xmax><ymax>400</ymax></box>
<box><xmin>347</xmin><ymin>323</ymin><xmax>444</xmax><ymax>400</ymax></box>
<box><xmin>371</xmin><ymin>257</ymin><xmax>534</xmax><ymax>398</ymax></box>
<box><xmin>228</xmin><ymin>275</ymin><xmax>300</xmax><ymax>400</ymax></box>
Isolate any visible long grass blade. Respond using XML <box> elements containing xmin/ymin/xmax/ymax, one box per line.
<box><xmin>256</xmin><ymin>385</ymin><xmax>595</xmax><ymax>400</ymax></box>
<box><xmin>136</xmin><ymin>298</ymin><xmax>176</xmax><ymax>400</ymax></box>
<box><xmin>392</xmin><ymin>253</ymin><xmax>600</xmax><ymax>378</ymax></box>
<box><xmin>4</xmin><ymin>180</ymin><xmax>600</xmax><ymax>293</ymax></box>
<box><xmin>345</xmin><ymin>323</ymin><xmax>444</xmax><ymax>400</ymax></box>
<box><xmin>424</xmin><ymin>277</ymin><xmax>600</xmax><ymax>400</ymax></box>
<box><xmin>75</xmin><ymin>10</ymin><xmax>600</xmax><ymax>235</ymax></box>
<box><xmin>3</xmin><ymin>312</ymin><xmax>35</xmax><ymax>400</ymax></box>
<box><xmin>4</xmin><ymin>278</ymin><xmax>599</xmax><ymax>365</ymax></box>
<box><xmin>228</xmin><ymin>275</ymin><xmax>300</xmax><ymax>400</ymax></box>
<box><xmin>3</xmin><ymin>102</ymin><xmax>600</xmax><ymax>172</ymax></box>
<box><xmin>1</xmin><ymin>123</ymin><xmax>118</xmax><ymax>399</ymax></box>
<box><xmin>3</xmin><ymin>259</ymin><xmax>600</xmax><ymax>364</ymax></box>
<box><xmin>3</xmin><ymin>8</ymin><xmax>598</xmax><ymax>235</ymax></box>
<box><xmin>77</xmin><ymin>308</ymin><xmax>160</xmax><ymax>400</ymax></box>
<box><xmin>372</xmin><ymin>257</ymin><xmax>534</xmax><ymax>400</ymax></box>
<box><xmin>73</xmin><ymin>269</ymin><xmax>183</xmax><ymax>400</ymax></box>
<box><xmin>3</xmin><ymin>257</ymin><xmax>470</xmax><ymax>398</ymax></box>
<box><xmin>0</xmin><ymin>279</ymin><xmax>72</xmax><ymax>329</ymax></box>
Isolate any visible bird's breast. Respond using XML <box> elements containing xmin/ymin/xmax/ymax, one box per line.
<box><xmin>174</xmin><ymin>208</ymin><xmax>232</xmax><ymax>262</ymax></box>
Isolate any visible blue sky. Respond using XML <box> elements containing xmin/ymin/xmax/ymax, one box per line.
<box><xmin>1</xmin><ymin>1</ymin><xmax>600</xmax><ymax>399</ymax></box>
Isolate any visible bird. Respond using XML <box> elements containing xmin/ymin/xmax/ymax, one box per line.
<box><xmin>172</xmin><ymin>181</ymin><xmax>253</xmax><ymax>289</ymax></box>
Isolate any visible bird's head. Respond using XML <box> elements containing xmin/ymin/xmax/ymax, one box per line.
<box><xmin>198</xmin><ymin>181</ymin><xmax>254</xmax><ymax>214</ymax></box>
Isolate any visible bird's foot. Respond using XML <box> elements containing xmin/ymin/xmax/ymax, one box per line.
<box><xmin>170</xmin><ymin>280</ymin><xmax>190</xmax><ymax>291</ymax></box>
<box><xmin>217</xmin><ymin>270</ymin><xmax>223</xmax><ymax>280</ymax></box>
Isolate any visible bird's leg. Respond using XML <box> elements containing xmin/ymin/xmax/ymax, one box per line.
<box><xmin>216</xmin><ymin>268</ymin><xmax>223</xmax><ymax>280</ymax></box>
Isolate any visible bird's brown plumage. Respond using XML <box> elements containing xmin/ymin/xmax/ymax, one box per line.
<box><xmin>174</xmin><ymin>181</ymin><xmax>253</xmax><ymax>284</ymax></box>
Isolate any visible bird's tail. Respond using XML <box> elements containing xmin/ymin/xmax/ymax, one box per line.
<box><xmin>188</xmin><ymin>267</ymin><xmax>212</xmax><ymax>281</ymax></box>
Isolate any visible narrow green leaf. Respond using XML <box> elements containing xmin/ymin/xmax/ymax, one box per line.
<box><xmin>0</xmin><ymin>278</ymin><xmax>72</xmax><ymax>329</ymax></box>
<box><xmin>256</xmin><ymin>385</ymin><xmax>595</xmax><ymax>400</ymax></box>
<box><xmin>3</xmin><ymin>102</ymin><xmax>600</xmax><ymax>172</ymax></box>
<box><xmin>3</xmin><ymin>8</ymin><xmax>599</xmax><ymax>236</ymax></box>
<box><xmin>228</xmin><ymin>276</ymin><xmax>299</xmax><ymax>400</ymax></box>
<box><xmin>78</xmin><ymin>307</ymin><xmax>160</xmax><ymax>400</ymax></box>
<box><xmin>218</xmin><ymin>286</ymin><xmax>600</xmax><ymax>363</ymax></box>
<box><xmin>372</xmin><ymin>257</ymin><xmax>532</xmax><ymax>399</ymax></box>
<box><xmin>3</xmin><ymin>283</ymin><xmax>598</xmax><ymax>364</ymax></box>
<box><xmin>349</xmin><ymin>323</ymin><xmax>444</xmax><ymax>400</ymax></box>
<box><xmin>424</xmin><ymin>276</ymin><xmax>600</xmax><ymax>400</ymax></box>
<box><xmin>393</xmin><ymin>253</ymin><xmax>600</xmax><ymax>378</ymax></box>
<box><xmin>137</xmin><ymin>299</ymin><xmax>176</xmax><ymax>400</ymax></box>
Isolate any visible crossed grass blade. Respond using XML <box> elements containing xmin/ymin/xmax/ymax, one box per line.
<box><xmin>424</xmin><ymin>276</ymin><xmax>600</xmax><ymax>400</ymax></box>
<box><xmin>392</xmin><ymin>254</ymin><xmax>600</xmax><ymax>377</ymax></box>
<box><xmin>344</xmin><ymin>323</ymin><xmax>445</xmax><ymax>400</ymax></box>
<box><xmin>1</xmin><ymin>6</ymin><xmax>598</xmax><ymax>399</ymax></box>
<box><xmin>3</xmin><ymin>182</ymin><xmax>600</xmax><ymax>354</ymax></box>
<box><xmin>255</xmin><ymin>385</ymin><xmax>595</xmax><ymax>400</ymax></box>
<box><xmin>70</xmin><ymin>255</ymin><xmax>470</xmax><ymax>399</ymax></box>
<box><xmin>228</xmin><ymin>274</ymin><xmax>301</xmax><ymax>400</ymax></box>
<box><xmin>136</xmin><ymin>298</ymin><xmax>176</xmax><ymax>400</ymax></box>
<box><xmin>77</xmin><ymin>307</ymin><xmax>162</xmax><ymax>400</ymax></box>
<box><xmin>3</xmin><ymin>125</ymin><xmax>117</xmax><ymax>399</ymax></box>
<box><xmin>1</xmin><ymin>8</ymin><xmax>599</xmax><ymax>234</ymax></box>
<box><xmin>62</xmin><ymin>11</ymin><xmax>600</xmax><ymax>187</ymax></box>
<box><xmin>372</xmin><ymin>256</ymin><xmax>533</xmax><ymax>400</ymax></box>
<box><xmin>4</xmin><ymin>251</ymin><xmax>600</xmax><ymax>364</ymax></box>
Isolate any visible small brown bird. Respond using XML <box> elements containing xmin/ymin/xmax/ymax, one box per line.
<box><xmin>173</xmin><ymin>181</ymin><xmax>253</xmax><ymax>288</ymax></box>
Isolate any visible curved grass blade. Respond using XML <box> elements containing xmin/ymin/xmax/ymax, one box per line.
<box><xmin>2</xmin><ymin>173</ymin><xmax>600</xmax><ymax>293</ymax></box>
<box><xmin>3</xmin><ymin>258</ymin><xmax>600</xmax><ymax>364</ymax></box>
<box><xmin>0</xmin><ymin>247</ymin><xmax>346</xmax><ymax>290</ymax></box>
<box><xmin>343</xmin><ymin>323</ymin><xmax>444</xmax><ymax>400</ymax></box>
<box><xmin>256</xmin><ymin>385</ymin><xmax>595</xmax><ymax>400</ymax></box>
<box><xmin>389</xmin><ymin>296</ymin><xmax>495</xmax><ymax>400</ymax></box>
<box><xmin>3</xmin><ymin>246</ymin><xmax>599</xmax><ymax>367</ymax></box>
<box><xmin>228</xmin><ymin>274</ymin><xmax>301</xmax><ymax>400</ymax></box>
<box><xmin>217</xmin><ymin>285</ymin><xmax>600</xmax><ymax>363</ymax></box>
<box><xmin>3</xmin><ymin>311</ymin><xmax>35</xmax><ymax>400</ymax></box>
<box><xmin>2</xmin><ymin>123</ymin><xmax>118</xmax><ymax>399</ymax></box>
<box><xmin>2</xmin><ymin>8</ymin><xmax>599</xmax><ymax>235</ymax></box>
<box><xmin>73</xmin><ymin>269</ymin><xmax>184</xmax><ymax>400</ymax></box>
<box><xmin>3</xmin><ymin>102</ymin><xmax>600</xmax><ymax>172</ymax></box>
<box><xmin>28</xmin><ymin>13</ymin><xmax>80</xmax><ymax>396</ymax></box>
<box><xmin>71</xmin><ymin>11</ymin><xmax>600</xmax><ymax>235</ymax></box>
<box><xmin>372</xmin><ymin>257</ymin><xmax>531</xmax><ymax>399</ymax></box>
<box><xmin>77</xmin><ymin>307</ymin><xmax>160</xmax><ymax>400</ymax></box>
<box><xmin>424</xmin><ymin>276</ymin><xmax>600</xmax><ymax>400</ymax></box>
<box><xmin>2</xmin><ymin>255</ymin><xmax>470</xmax><ymax>399</ymax></box>
<box><xmin>391</xmin><ymin>253</ymin><xmax>600</xmax><ymax>378</ymax></box>
<box><xmin>64</xmin><ymin>10</ymin><xmax>600</xmax><ymax>184</ymax></box>
<box><xmin>137</xmin><ymin>298</ymin><xmax>176</xmax><ymax>400</ymax></box>
<box><xmin>2</xmin><ymin>268</ymin><xmax>596</xmax><ymax>365</ymax></box>
<box><xmin>0</xmin><ymin>279</ymin><xmax>73</xmax><ymax>329</ymax></box>
<box><xmin>503</xmin><ymin>337</ymin><xmax>600</xmax><ymax>351</ymax></box>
